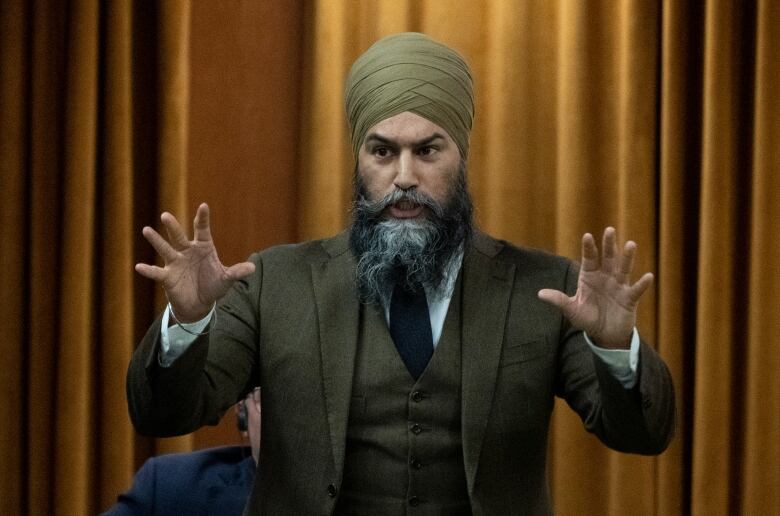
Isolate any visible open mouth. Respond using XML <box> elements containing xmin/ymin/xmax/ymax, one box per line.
<box><xmin>388</xmin><ymin>200</ymin><xmax>424</xmax><ymax>219</ymax></box>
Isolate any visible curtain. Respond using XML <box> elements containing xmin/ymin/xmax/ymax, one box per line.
<box><xmin>0</xmin><ymin>1</ymin><xmax>304</xmax><ymax>513</ymax></box>
<box><xmin>1</xmin><ymin>0</ymin><xmax>778</xmax><ymax>514</ymax></box>
<box><xmin>0</xmin><ymin>1</ymin><xmax>194</xmax><ymax>513</ymax></box>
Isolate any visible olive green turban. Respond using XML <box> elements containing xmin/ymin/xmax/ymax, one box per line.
<box><xmin>344</xmin><ymin>32</ymin><xmax>474</xmax><ymax>160</ymax></box>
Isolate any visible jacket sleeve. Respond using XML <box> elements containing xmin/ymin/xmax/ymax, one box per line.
<box><xmin>126</xmin><ymin>253</ymin><xmax>263</xmax><ymax>437</ymax></box>
<box><xmin>555</xmin><ymin>261</ymin><xmax>676</xmax><ymax>455</ymax></box>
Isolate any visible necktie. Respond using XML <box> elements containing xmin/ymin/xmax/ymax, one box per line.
<box><xmin>389</xmin><ymin>283</ymin><xmax>433</xmax><ymax>380</ymax></box>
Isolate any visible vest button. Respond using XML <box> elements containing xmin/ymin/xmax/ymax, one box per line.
<box><xmin>410</xmin><ymin>458</ymin><xmax>422</xmax><ymax>469</ymax></box>
<box><xmin>411</xmin><ymin>390</ymin><xmax>424</xmax><ymax>402</ymax></box>
<box><xmin>411</xmin><ymin>423</ymin><xmax>422</xmax><ymax>434</ymax></box>
<box><xmin>327</xmin><ymin>484</ymin><xmax>337</xmax><ymax>497</ymax></box>
<box><xmin>409</xmin><ymin>496</ymin><xmax>420</xmax><ymax>506</ymax></box>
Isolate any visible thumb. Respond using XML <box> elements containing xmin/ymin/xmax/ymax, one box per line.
<box><xmin>538</xmin><ymin>289</ymin><xmax>571</xmax><ymax>311</ymax></box>
<box><xmin>225</xmin><ymin>261</ymin><xmax>256</xmax><ymax>281</ymax></box>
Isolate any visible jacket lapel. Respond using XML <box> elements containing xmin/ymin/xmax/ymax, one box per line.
<box><xmin>460</xmin><ymin>232</ymin><xmax>515</xmax><ymax>493</ymax></box>
<box><xmin>311</xmin><ymin>233</ymin><xmax>360</xmax><ymax>481</ymax></box>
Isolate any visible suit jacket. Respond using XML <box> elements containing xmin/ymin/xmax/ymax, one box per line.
<box><xmin>102</xmin><ymin>446</ymin><xmax>255</xmax><ymax>515</ymax></box>
<box><xmin>127</xmin><ymin>231</ymin><xmax>675</xmax><ymax>515</ymax></box>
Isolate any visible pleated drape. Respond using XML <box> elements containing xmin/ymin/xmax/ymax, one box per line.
<box><xmin>0</xmin><ymin>1</ymin><xmax>193</xmax><ymax>513</ymax></box>
<box><xmin>657</xmin><ymin>2</ymin><xmax>704</xmax><ymax>513</ymax></box>
<box><xmin>691</xmin><ymin>0</ymin><xmax>754</xmax><ymax>512</ymax></box>
<box><xmin>742</xmin><ymin>2</ymin><xmax>780</xmax><ymax>512</ymax></box>
<box><xmin>0</xmin><ymin>1</ymin><xmax>28</xmax><ymax>513</ymax></box>
<box><xmin>1</xmin><ymin>0</ymin><xmax>778</xmax><ymax>514</ymax></box>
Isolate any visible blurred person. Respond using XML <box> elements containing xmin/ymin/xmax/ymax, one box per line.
<box><xmin>103</xmin><ymin>387</ymin><xmax>260</xmax><ymax>515</ymax></box>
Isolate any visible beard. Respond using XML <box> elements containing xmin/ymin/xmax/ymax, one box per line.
<box><xmin>348</xmin><ymin>161</ymin><xmax>473</xmax><ymax>306</ymax></box>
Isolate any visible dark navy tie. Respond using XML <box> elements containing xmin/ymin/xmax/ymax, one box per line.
<box><xmin>389</xmin><ymin>283</ymin><xmax>433</xmax><ymax>380</ymax></box>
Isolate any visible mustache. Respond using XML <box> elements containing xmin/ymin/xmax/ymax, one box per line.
<box><xmin>355</xmin><ymin>188</ymin><xmax>444</xmax><ymax>219</ymax></box>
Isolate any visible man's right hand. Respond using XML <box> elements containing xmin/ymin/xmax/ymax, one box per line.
<box><xmin>135</xmin><ymin>203</ymin><xmax>256</xmax><ymax>323</ymax></box>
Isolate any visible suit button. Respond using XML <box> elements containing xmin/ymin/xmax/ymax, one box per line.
<box><xmin>410</xmin><ymin>458</ymin><xmax>422</xmax><ymax>470</ymax></box>
<box><xmin>409</xmin><ymin>496</ymin><xmax>420</xmax><ymax>506</ymax></box>
<box><xmin>411</xmin><ymin>390</ymin><xmax>424</xmax><ymax>402</ymax></box>
<box><xmin>327</xmin><ymin>484</ymin><xmax>337</xmax><ymax>497</ymax></box>
<box><xmin>411</xmin><ymin>423</ymin><xmax>422</xmax><ymax>434</ymax></box>
<box><xmin>642</xmin><ymin>396</ymin><xmax>652</xmax><ymax>409</ymax></box>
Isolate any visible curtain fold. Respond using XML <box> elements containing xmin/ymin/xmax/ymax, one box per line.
<box><xmin>742</xmin><ymin>2</ymin><xmax>780</xmax><ymax>513</ymax></box>
<box><xmin>0</xmin><ymin>1</ymin><xmax>29</xmax><ymax>513</ymax></box>
<box><xmin>481</xmin><ymin>0</ymin><xmax>558</xmax><ymax>250</ymax></box>
<box><xmin>692</xmin><ymin>1</ymin><xmax>756</xmax><ymax>514</ymax></box>
<box><xmin>657</xmin><ymin>1</ymin><xmax>703</xmax><ymax>513</ymax></box>
<box><xmin>25</xmin><ymin>2</ymin><xmax>67</xmax><ymax>513</ymax></box>
<box><xmin>98</xmin><ymin>0</ymin><xmax>135</xmax><ymax>509</ymax></box>
<box><xmin>55</xmin><ymin>1</ymin><xmax>100</xmax><ymax>513</ymax></box>
<box><xmin>298</xmin><ymin>0</ymin><xmax>354</xmax><ymax>240</ymax></box>
<box><xmin>0</xmin><ymin>1</ymin><xmax>194</xmax><ymax>513</ymax></box>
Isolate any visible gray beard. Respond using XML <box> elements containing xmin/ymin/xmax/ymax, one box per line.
<box><xmin>348</xmin><ymin>164</ymin><xmax>473</xmax><ymax>306</ymax></box>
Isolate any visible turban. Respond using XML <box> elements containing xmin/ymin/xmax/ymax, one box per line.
<box><xmin>344</xmin><ymin>32</ymin><xmax>474</xmax><ymax>160</ymax></box>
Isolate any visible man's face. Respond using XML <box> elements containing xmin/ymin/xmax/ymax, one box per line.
<box><xmin>357</xmin><ymin>111</ymin><xmax>462</xmax><ymax>218</ymax></box>
<box><xmin>349</xmin><ymin>111</ymin><xmax>473</xmax><ymax>305</ymax></box>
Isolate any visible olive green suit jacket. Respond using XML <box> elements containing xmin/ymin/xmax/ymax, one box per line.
<box><xmin>127</xmin><ymin>231</ymin><xmax>675</xmax><ymax>515</ymax></box>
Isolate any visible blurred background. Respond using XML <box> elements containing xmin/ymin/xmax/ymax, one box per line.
<box><xmin>1</xmin><ymin>1</ymin><xmax>778</xmax><ymax>514</ymax></box>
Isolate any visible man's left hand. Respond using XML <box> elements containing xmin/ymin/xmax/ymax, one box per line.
<box><xmin>538</xmin><ymin>227</ymin><xmax>653</xmax><ymax>349</ymax></box>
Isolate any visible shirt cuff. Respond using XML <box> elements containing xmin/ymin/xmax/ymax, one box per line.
<box><xmin>583</xmin><ymin>328</ymin><xmax>640</xmax><ymax>389</ymax></box>
<box><xmin>158</xmin><ymin>305</ymin><xmax>215</xmax><ymax>367</ymax></box>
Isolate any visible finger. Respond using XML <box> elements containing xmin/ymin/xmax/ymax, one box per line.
<box><xmin>601</xmin><ymin>227</ymin><xmax>617</xmax><ymax>273</ymax></box>
<box><xmin>135</xmin><ymin>263</ymin><xmax>167</xmax><ymax>282</ymax></box>
<box><xmin>617</xmin><ymin>240</ymin><xmax>637</xmax><ymax>283</ymax></box>
<box><xmin>628</xmin><ymin>272</ymin><xmax>654</xmax><ymax>303</ymax></box>
<box><xmin>141</xmin><ymin>226</ymin><xmax>178</xmax><ymax>262</ymax></box>
<box><xmin>538</xmin><ymin>288</ymin><xmax>573</xmax><ymax>311</ymax></box>
<box><xmin>581</xmin><ymin>233</ymin><xmax>599</xmax><ymax>272</ymax></box>
<box><xmin>225</xmin><ymin>261</ymin><xmax>256</xmax><ymax>280</ymax></box>
<box><xmin>193</xmin><ymin>203</ymin><xmax>213</xmax><ymax>242</ymax></box>
<box><xmin>161</xmin><ymin>212</ymin><xmax>190</xmax><ymax>250</ymax></box>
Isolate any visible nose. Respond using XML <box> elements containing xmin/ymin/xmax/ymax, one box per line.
<box><xmin>393</xmin><ymin>151</ymin><xmax>418</xmax><ymax>190</ymax></box>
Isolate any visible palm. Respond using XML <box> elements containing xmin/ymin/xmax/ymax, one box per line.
<box><xmin>135</xmin><ymin>203</ymin><xmax>255</xmax><ymax>322</ymax></box>
<box><xmin>161</xmin><ymin>241</ymin><xmax>231</xmax><ymax>310</ymax></box>
<box><xmin>538</xmin><ymin>228</ymin><xmax>653</xmax><ymax>349</ymax></box>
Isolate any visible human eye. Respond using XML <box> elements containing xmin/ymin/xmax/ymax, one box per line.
<box><xmin>418</xmin><ymin>145</ymin><xmax>438</xmax><ymax>157</ymax></box>
<box><xmin>372</xmin><ymin>146</ymin><xmax>392</xmax><ymax>158</ymax></box>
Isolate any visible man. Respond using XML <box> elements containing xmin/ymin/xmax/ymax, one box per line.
<box><xmin>128</xmin><ymin>33</ymin><xmax>674</xmax><ymax>515</ymax></box>
<box><xmin>104</xmin><ymin>388</ymin><xmax>260</xmax><ymax>515</ymax></box>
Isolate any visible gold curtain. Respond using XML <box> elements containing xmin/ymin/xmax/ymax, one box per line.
<box><xmin>0</xmin><ymin>1</ymin><xmax>193</xmax><ymax>513</ymax></box>
<box><xmin>2</xmin><ymin>0</ymin><xmax>779</xmax><ymax>514</ymax></box>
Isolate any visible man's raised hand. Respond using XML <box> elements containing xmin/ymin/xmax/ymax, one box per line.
<box><xmin>537</xmin><ymin>227</ymin><xmax>653</xmax><ymax>349</ymax></box>
<box><xmin>135</xmin><ymin>203</ymin><xmax>256</xmax><ymax>323</ymax></box>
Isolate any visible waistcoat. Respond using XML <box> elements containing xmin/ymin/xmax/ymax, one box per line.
<box><xmin>335</xmin><ymin>281</ymin><xmax>471</xmax><ymax>515</ymax></box>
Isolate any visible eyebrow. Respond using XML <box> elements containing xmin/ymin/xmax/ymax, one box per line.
<box><xmin>364</xmin><ymin>132</ymin><xmax>447</xmax><ymax>147</ymax></box>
